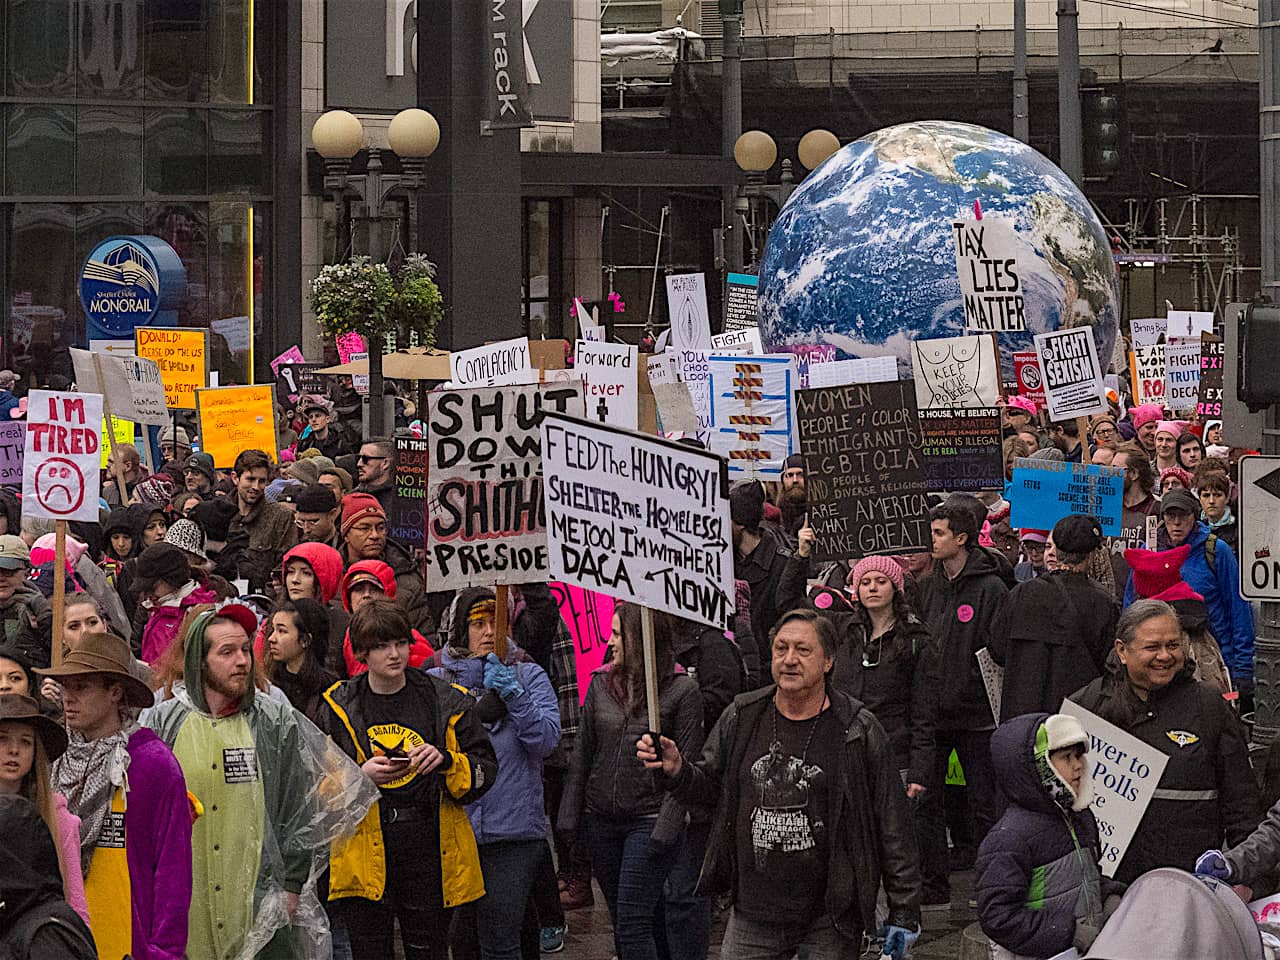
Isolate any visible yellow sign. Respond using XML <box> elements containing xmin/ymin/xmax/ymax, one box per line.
<box><xmin>100</xmin><ymin>417</ymin><xmax>135</xmax><ymax>469</ymax></box>
<box><xmin>196</xmin><ymin>385</ymin><xmax>277</xmax><ymax>468</ymax></box>
<box><xmin>134</xmin><ymin>327</ymin><xmax>208</xmax><ymax>410</ymax></box>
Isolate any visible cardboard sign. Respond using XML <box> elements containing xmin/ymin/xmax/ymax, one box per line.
<box><xmin>911</xmin><ymin>335</ymin><xmax>1001</xmax><ymax>409</ymax></box>
<box><xmin>1167</xmin><ymin>310</ymin><xmax>1214</xmax><ymax>340</ymax></box>
<box><xmin>541</xmin><ymin>413</ymin><xmax>734</xmax><ymax>630</ymax></box>
<box><xmin>665</xmin><ymin>273</ymin><xmax>712</xmax><ymax>353</ymax></box>
<box><xmin>707</xmin><ymin>354</ymin><xmax>796</xmax><ymax>479</ymax></box>
<box><xmin>652</xmin><ymin>382</ymin><xmax>699</xmax><ymax>435</ymax></box>
<box><xmin>0</xmin><ymin>422</ymin><xmax>24</xmax><ymax>486</ymax></box>
<box><xmin>919</xmin><ymin>407</ymin><xmax>1004</xmax><ymax>493</ymax></box>
<box><xmin>99</xmin><ymin>417</ymin><xmax>134</xmax><ymax>469</ymax></box>
<box><xmin>23</xmin><ymin>390</ymin><xmax>103</xmax><ymax>522</ymax></box>
<box><xmin>275</xmin><ymin>362</ymin><xmax>327</xmax><ymax>404</ymax></box>
<box><xmin>575</xmin><ymin>340</ymin><xmax>638</xmax><ymax>430</ymax></box>
<box><xmin>450</xmin><ymin>336</ymin><xmax>536</xmax><ymax>388</ymax></box>
<box><xmin>1132</xmin><ymin>344</ymin><xmax>1166</xmax><ymax>404</ymax></box>
<box><xmin>69</xmin><ymin>348</ymin><xmax>169</xmax><ymax>427</ymax></box>
<box><xmin>195</xmin><ymin>385</ymin><xmax>277</xmax><ymax>468</ymax></box>
<box><xmin>550</xmin><ymin>581</ymin><xmax>617</xmax><ymax>706</ymax></box>
<box><xmin>710</xmin><ymin>327</ymin><xmax>764</xmax><ymax>354</ymax></box>
<box><xmin>1013</xmin><ymin>350</ymin><xmax>1046</xmax><ymax>406</ymax></box>
<box><xmin>807</xmin><ymin>356</ymin><xmax>897</xmax><ymax>388</ymax></box>
<box><xmin>1197</xmin><ymin>335</ymin><xmax>1224</xmax><ymax>419</ymax></box>
<box><xmin>1033</xmin><ymin>327</ymin><xmax>1107</xmax><ymax>420</ymax></box>
<box><xmin>388</xmin><ymin>437</ymin><xmax>428</xmax><ymax>549</ymax></box>
<box><xmin>646</xmin><ymin>353</ymin><xmax>679</xmax><ymax>387</ymax></box>
<box><xmin>952</xmin><ymin>218</ymin><xmax>1026</xmax><ymax>332</ymax></box>
<box><xmin>1130</xmin><ymin>317</ymin><xmax>1165</xmax><ymax>347</ymax></box>
<box><xmin>1009</xmin><ymin>458</ymin><xmax>1124</xmax><ymax>536</ymax></box>
<box><xmin>1059</xmin><ymin>700</ymin><xmax>1170</xmax><ymax>878</ymax></box>
<box><xmin>426</xmin><ymin>381</ymin><xmax>585</xmax><ymax>590</ymax></box>
<box><xmin>1164</xmin><ymin>337</ymin><xmax>1202</xmax><ymax>413</ymax></box>
<box><xmin>724</xmin><ymin>273</ymin><xmax>759</xmax><ymax>332</ymax></box>
<box><xmin>795</xmin><ymin>382</ymin><xmax>931</xmax><ymax>560</ymax></box>
<box><xmin>134</xmin><ymin>327</ymin><xmax>208</xmax><ymax>410</ymax></box>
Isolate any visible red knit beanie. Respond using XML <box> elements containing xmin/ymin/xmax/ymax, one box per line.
<box><xmin>1123</xmin><ymin>544</ymin><xmax>1191</xmax><ymax>598</ymax></box>
<box><xmin>340</xmin><ymin>492</ymin><xmax>386</xmax><ymax>536</ymax></box>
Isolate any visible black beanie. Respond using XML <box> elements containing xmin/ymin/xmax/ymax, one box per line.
<box><xmin>729</xmin><ymin>480</ymin><xmax>765</xmax><ymax>529</ymax></box>
<box><xmin>1052</xmin><ymin>514</ymin><xmax>1103</xmax><ymax>556</ymax></box>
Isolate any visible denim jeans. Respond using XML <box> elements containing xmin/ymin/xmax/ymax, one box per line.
<box><xmin>656</xmin><ymin>820</ymin><xmax>711</xmax><ymax>960</ymax></box>
<box><xmin>584</xmin><ymin>815</ymin><xmax>681</xmax><ymax>960</ymax></box>
<box><xmin>719</xmin><ymin>910</ymin><xmax>851</xmax><ymax>960</ymax></box>
<box><xmin>452</xmin><ymin>839</ymin><xmax>546</xmax><ymax>960</ymax></box>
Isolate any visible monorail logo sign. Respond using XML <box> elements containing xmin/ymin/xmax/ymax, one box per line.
<box><xmin>79</xmin><ymin>236</ymin><xmax>186</xmax><ymax>339</ymax></box>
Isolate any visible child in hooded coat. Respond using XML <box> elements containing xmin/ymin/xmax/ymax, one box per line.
<box><xmin>975</xmin><ymin>712</ymin><xmax>1124</xmax><ymax>959</ymax></box>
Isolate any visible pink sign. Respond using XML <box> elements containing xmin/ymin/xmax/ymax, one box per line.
<box><xmin>336</xmin><ymin>332</ymin><xmax>367</xmax><ymax>365</ymax></box>
<box><xmin>551</xmin><ymin>582</ymin><xmax>616</xmax><ymax>705</ymax></box>
<box><xmin>269</xmin><ymin>345</ymin><xmax>306</xmax><ymax>377</ymax></box>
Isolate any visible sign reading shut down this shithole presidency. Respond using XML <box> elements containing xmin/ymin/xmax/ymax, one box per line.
<box><xmin>79</xmin><ymin>236</ymin><xmax>186</xmax><ymax>341</ymax></box>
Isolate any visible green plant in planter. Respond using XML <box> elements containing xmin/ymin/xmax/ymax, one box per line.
<box><xmin>309</xmin><ymin>253</ymin><xmax>442</xmax><ymax>351</ymax></box>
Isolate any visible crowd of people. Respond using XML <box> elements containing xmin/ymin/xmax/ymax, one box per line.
<box><xmin>0</xmin><ymin>368</ymin><xmax>1277</xmax><ymax>960</ymax></box>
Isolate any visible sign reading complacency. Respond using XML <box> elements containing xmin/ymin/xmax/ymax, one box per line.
<box><xmin>919</xmin><ymin>407</ymin><xmax>1004</xmax><ymax>493</ymax></box>
<box><xmin>389</xmin><ymin>437</ymin><xmax>428</xmax><ymax>549</ymax></box>
<box><xmin>724</xmin><ymin>273</ymin><xmax>759</xmax><ymax>331</ymax></box>
<box><xmin>1033</xmin><ymin>327</ymin><xmax>1107</xmax><ymax>420</ymax></box>
<box><xmin>450</xmin><ymin>336</ymin><xmax>536</xmax><ymax>388</ymax></box>
<box><xmin>134</xmin><ymin>327</ymin><xmax>208</xmax><ymax>410</ymax></box>
<box><xmin>23</xmin><ymin>390</ymin><xmax>103</xmax><ymax>522</ymax></box>
<box><xmin>1059</xmin><ymin>700</ymin><xmax>1169</xmax><ymax>878</ymax></box>
<box><xmin>575</xmin><ymin>339</ymin><xmax>638</xmax><ymax>429</ymax></box>
<box><xmin>426</xmin><ymin>382</ymin><xmax>585</xmax><ymax>590</ymax></box>
<box><xmin>1132</xmin><ymin>344</ymin><xmax>1165</xmax><ymax>404</ymax></box>
<box><xmin>1009</xmin><ymin>457</ymin><xmax>1124</xmax><ymax>536</ymax></box>
<box><xmin>1013</xmin><ymin>350</ymin><xmax>1046</xmax><ymax>406</ymax></box>
<box><xmin>1197</xmin><ymin>335</ymin><xmax>1224</xmax><ymax>419</ymax></box>
<box><xmin>952</xmin><ymin>218</ymin><xmax>1026</xmax><ymax>332</ymax></box>
<box><xmin>1164</xmin><ymin>337</ymin><xmax>1202</xmax><ymax>412</ymax></box>
<box><xmin>196</xmin><ymin>385</ymin><xmax>277</xmax><ymax>468</ymax></box>
<box><xmin>707</xmin><ymin>354</ymin><xmax>795</xmax><ymax>479</ymax></box>
<box><xmin>911</xmin><ymin>335</ymin><xmax>1001</xmax><ymax>409</ymax></box>
<box><xmin>0</xmin><ymin>422</ymin><xmax>23</xmax><ymax>486</ymax></box>
<box><xmin>795</xmin><ymin>382</ymin><xmax>930</xmax><ymax>561</ymax></box>
<box><xmin>541</xmin><ymin>413</ymin><xmax>734</xmax><ymax>630</ymax></box>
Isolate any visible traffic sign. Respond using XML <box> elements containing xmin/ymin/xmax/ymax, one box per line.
<box><xmin>1238</xmin><ymin>455</ymin><xmax>1280</xmax><ymax>600</ymax></box>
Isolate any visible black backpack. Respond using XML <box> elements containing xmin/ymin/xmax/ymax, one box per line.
<box><xmin>0</xmin><ymin>904</ymin><xmax>97</xmax><ymax>960</ymax></box>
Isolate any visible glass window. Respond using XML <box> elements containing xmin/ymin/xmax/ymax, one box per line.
<box><xmin>145</xmin><ymin>107</ymin><xmax>207</xmax><ymax>195</ymax></box>
<box><xmin>5</xmin><ymin>0</ymin><xmax>76</xmax><ymax>97</ymax></box>
<box><xmin>146</xmin><ymin>201</ymin><xmax>207</xmax><ymax>324</ymax></box>
<box><xmin>522</xmin><ymin>199</ymin><xmax>563</xmax><ymax>339</ymax></box>
<box><xmin>208</xmin><ymin>109</ymin><xmax>269</xmax><ymax>194</ymax></box>
<box><xmin>207</xmin><ymin>200</ymin><xmax>268</xmax><ymax>382</ymax></box>
<box><xmin>75</xmin><ymin>203</ymin><xmax>146</xmax><ymax>345</ymax></box>
<box><xmin>77</xmin><ymin>0</ymin><xmax>144</xmax><ymax>99</ymax></box>
<box><xmin>4</xmin><ymin>104</ymin><xmax>74</xmax><ymax>196</ymax></box>
<box><xmin>77</xmin><ymin>106</ymin><xmax>144</xmax><ymax>195</ymax></box>
<box><xmin>145</xmin><ymin>0</ymin><xmax>209</xmax><ymax>101</ymax></box>
<box><xmin>6</xmin><ymin>203</ymin><xmax>76</xmax><ymax>379</ymax></box>
<box><xmin>208</xmin><ymin>0</ymin><xmax>266</xmax><ymax>104</ymax></box>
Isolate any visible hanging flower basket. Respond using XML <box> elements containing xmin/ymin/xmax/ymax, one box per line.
<box><xmin>309</xmin><ymin>254</ymin><xmax>442</xmax><ymax>351</ymax></box>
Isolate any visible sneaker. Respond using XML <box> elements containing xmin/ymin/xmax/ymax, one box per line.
<box><xmin>559</xmin><ymin>876</ymin><xmax>594</xmax><ymax>910</ymax></box>
<box><xmin>540</xmin><ymin>925</ymin><xmax>567</xmax><ymax>953</ymax></box>
<box><xmin>921</xmin><ymin>891</ymin><xmax>951</xmax><ymax>912</ymax></box>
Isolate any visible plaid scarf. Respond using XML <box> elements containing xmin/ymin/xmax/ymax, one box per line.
<box><xmin>52</xmin><ymin>723</ymin><xmax>137</xmax><ymax>876</ymax></box>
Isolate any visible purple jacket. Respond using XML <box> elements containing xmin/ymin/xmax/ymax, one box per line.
<box><xmin>126</xmin><ymin>728</ymin><xmax>193</xmax><ymax>960</ymax></box>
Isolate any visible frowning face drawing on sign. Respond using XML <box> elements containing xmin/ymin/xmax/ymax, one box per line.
<box><xmin>912</xmin><ymin>335</ymin><xmax>999</xmax><ymax>409</ymax></box>
<box><xmin>34</xmin><ymin>458</ymin><xmax>85</xmax><ymax>515</ymax></box>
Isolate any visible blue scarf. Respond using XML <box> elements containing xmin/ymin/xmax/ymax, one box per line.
<box><xmin>1203</xmin><ymin>506</ymin><xmax>1234</xmax><ymax>530</ymax></box>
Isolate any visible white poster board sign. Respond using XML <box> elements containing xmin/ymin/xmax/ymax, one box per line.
<box><xmin>707</xmin><ymin>354</ymin><xmax>796</xmax><ymax>479</ymax></box>
<box><xmin>677</xmin><ymin>348</ymin><xmax>713</xmax><ymax>444</ymax></box>
<box><xmin>911</xmin><ymin>335</ymin><xmax>1001</xmax><ymax>409</ymax></box>
<box><xmin>808</xmin><ymin>356</ymin><xmax>897</xmax><ymax>388</ymax></box>
<box><xmin>425</xmin><ymin>381</ymin><xmax>584</xmax><ymax>589</ymax></box>
<box><xmin>1130</xmin><ymin>317</ymin><xmax>1166</xmax><ymax>348</ymax></box>
<box><xmin>1167</xmin><ymin>310</ymin><xmax>1214</xmax><ymax>340</ymax></box>
<box><xmin>23</xmin><ymin>390</ymin><xmax>104</xmax><ymax>523</ymax></box>
<box><xmin>652</xmin><ymin>382</ymin><xmax>699</xmax><ymax>435</ymax></box>
<box><xmin>1132</xmin><ymin>344</ymin><xmax>1165</xmax><ymax>405</ymax></box>
<box><xmin>541</xmin><ymin>413</ymin><xmax>734</xmax><ymax>630</ymax></box>
<box><xmin>952</xmin><ymin>218</ymin><xmax>1026</xmax><ymax>332</ymax></box>
<box><xmin>665</xmin><ymin>273</ymin><xmax>712</xmax><ymax>353</ymax></box>
<box><xmin>69</xmin><ymin>348</ymin><xmax>169</xmax><ymax>426</ymax></box>
<box><xmin>1164</xmin><ymin>337</ymin><xmax>1202</xmax><ymax>413</ymax></box>
<box><xmin>646</xmin><ymin>352</ymin><xmax>679</xmax><ymax>387</ymax></box>
<box><xmin>1034</xmin><ymin>327</ymin><xmax>1108</xmax><ymax>420</ymax></box>
<box><xmin>575</xmin><ymin>339</ymin><xmax>638</xmax><ymax>430</ymax></box>
<box><xmin>710</xmin><ymin>327</ymin><xmax>764</xmax><ymax>354</ymax></box>
<box><xmin>450</xmin><ymin>336</ymin><xmax>536</xmax><ymax>388</ymax></box>
<box><xmin>1059</xmin><ymin>700</ymin><xmax>1170</xmax><ymax>877</ymax></box>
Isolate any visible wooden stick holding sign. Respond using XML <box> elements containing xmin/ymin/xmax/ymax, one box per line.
<box><xmin>52</xmin><ymin>521</ymin><xmax>66</xmax><ymax>668</ymax></box>
<box><xmin>641</xmin><ymin>606</ymin><xmax>662</xmax><ymax>760</ymax></box>
<box><xmin>93</xmin><ymin>354</ymin><xmax>133</xmax><ymax>506</ymax></box>
<box><xmin>1076</xmin><ymin>415</ymin><xmax>1093</xmax><ymax>461</ymax></box>
<box><xmin>494</xmin><ymin>585</ymin><xmax>509</xmax><ymax>661</ymax></box>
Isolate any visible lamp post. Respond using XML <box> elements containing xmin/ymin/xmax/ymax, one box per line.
<box><xmin>311</xmin><ymin>108</ymin><xmax>441</xmax><ymax>436</ymax></box>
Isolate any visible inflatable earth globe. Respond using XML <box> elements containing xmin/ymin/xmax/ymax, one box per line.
<box><xmin>758</xmin><ymin>120</ymin><xmax>1120</xmax><ymax>379</ymax></box>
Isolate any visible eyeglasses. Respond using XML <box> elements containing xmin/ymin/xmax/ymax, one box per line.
<box><xmin>1094</xmin><ymin>426</ymin><xmax>1116</xmax><ymax>437</ymax></box>
<box><xmin>358</xmin><ymin>455</ymin><xmax>388</xmax><ymax>464</ymax></box>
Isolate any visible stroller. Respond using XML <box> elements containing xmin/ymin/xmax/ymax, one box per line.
<box><xmin>1083</xmin><ymin>868</ymin><xmax>1266</xmax><ymax>960</ymax></box>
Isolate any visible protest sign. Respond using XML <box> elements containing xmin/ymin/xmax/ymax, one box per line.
<box><xmin>790</xmin><ymin>344</ymin><xmax>837</xmax><ymax>390</ymax></box>
<box><xmin>550</xmin><ymin>581</ymin><xmax>617</xmax><ymax>705</ymax></box>
<box><xmin>99</xmin><ymin>417</ymin><xmax>134</xmax><ymax>469</ymax></box>
<box><xmin>1196</xmin><ymin>335</ymin><xmax>1224</xmax><ymax>419</ymax></box>
<box><xmin>1132</xmin><ymin>344</ymin><xmax>1166</xmax><ymax>404</ymax></box>
<box><xmin>269</xmin><ymin>345</ymin><xmax>305</xmax><ymax>376</ymax></box>
<box><xmin>134</xmin><ymin>327</ymin><xmax>208</xmax><ymax>409</ymax></box>
<box><xmin>335</xmin><ymin>331</ymin><xmax>366</xmax><ymax>365</ymax></box>
<box><xmin>707</xmin><ymin>354</ymin><xmax>796</xmax><ymax>479</ymax></box>
<box><xmin>388</xmin><ymin>437</ymin><xmax>428</xmax><ymax>549</ymax></box>
<box><xmin>652</xmin><ymin>382</ymin><xmax>698</xmax><ymax>435</ymax></box>
<box><xmin>1164</xmin><ymin>337</ymin><xmax>1202</xmax><ymax>413</ymax></box>
<box><xmin>1033</xmin><ymin>327</ymin><xmax>1107</xmax><ymax>420</ymax></box>
<box><xmin>1012</xmin><ymin>350</ymin><xmax>1046</xmax><ymax>406</ymax></box>
<box><xmin>710</xmin><ymin>327</ymin><xmax>764</xmax><ymax>354</ymax></box>
<box><xmin>275</xmin><ymin>362</ymin><xmax>327</xmax><ymax>404</ymax></box>
<box><xmin>1059</xmin><ymin>700</ymin><xmax>1169</xmax><ymax>878</ymax></box>
<box><xmin>1009</xmin><ymin>458</ymin><xmax>1124</xmax><ymax>536</ymax></box>
<box><xmin>911</xmin><ymin>335</ymin><xmax>1001</xmax><ymax>409</ymax></box>
<box><xmin>1167</xmin><ymin>310</ymin><xmax>1214</xmax><ymax>339</ymax></box>
<box><xmin>541</xmin><ymin>413</ymin><xmax>734</xmax><ymax>629</ymax></box>
<box><xmin>69</xmin><ymin>348</ymin><xmax>169</xmax><ymax>427</ymax></box>
<box><xmin>724</xmin><ymin>273</ymin><xmax>759</xmax><ymax>331</ymax></box>
<box><xmin>1130</xmin><ymin>317</ymin><xmax>1166</xmax><ymax>347</ymax></box>
<box><xmin>0</xmin><ymin>422</ymin><xmax>23</xmax><ymax>485</ymax></box>
<box><xmin>676</xmin><ymin>348</ymin><xmax>713</xmax><ymax>443</ymax></box>
<box><xmin>23</xmin><ymin>390</ymin><xmax>103</xmax><ymax>522</ymax></box>
<box><xmin>426</xmin><ymin>381</ymin><xmax>585</xmax><ymax>590</ymax></box>
<box><xmin>952</xmin><ymin>218</ymin><xmax>1026</xmax><ymax>332</ymax></box>
<box><xmin>665</xmin><ymin>273</ymin><xmax>712</xmax><ymax>353</ymax></box>
<box><xmin>919</xmin><ymin>407</ymin><xmax>1004</xmax><ymax>492</ymax></box>
<box><xmin>195</xmin><ymin>385</ymin><xmax>277</xmax><ymax>468</ymax></box>
<box><xmin>575</xmin><ymin>340</ymin><xmax>638</xmax><ymax>429</ymax></box>
<box><xmin>647</xmin><ymin>353</ymin><xmax>679</xmax><ymax>387</ymax></box>
<box><xmin>350</xmin><ymin>352</ymin><xmax>369</xmax><ymax>395</ymax></box>
<box><xmin>580</xmin><ymin>324</ymin><xmax>605</xmax><ymax>343</ymax></box>
<box><xmin>1249</xmin><ymin>893</ymin><xmax>1280</xmax><ymax>925</ymax></box>
<box><xmin>807</xmin><ymin>356</ymin><xmax>897</xmax><ymax>388</ymax></box>
<box><xmin>450</xmin><ymin>336</ymin><xmax>536</xmax><ymax>388</ymax></box>
<box><xmin>795</xmin><ymin>382</ymin><xmax>931</xmax><ymax>560</ymax></box>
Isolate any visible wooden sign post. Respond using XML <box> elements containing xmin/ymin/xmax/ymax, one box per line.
<box><xmin>641</xmin><ymin>606</ymin><xmax>662</xmax><ymax>757</ymax></box>
<box><xmin>94</xmin><ymin>354</ymin><xmax>133</xmax><ymax>505</ymax></box>
<box><xmin>51</xmin><ymin>521</ymin><xmax>66</xmax><ymax>667</ymax></box>
<box><xmin>494</xmin><ymin>584</ymin><xmax>509</xmax><ymax>661</ymax></box>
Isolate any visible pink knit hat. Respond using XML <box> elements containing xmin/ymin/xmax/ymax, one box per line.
<box><xmin>849</xmin><ymin>555</ymin><xmax>905</xmax><ymax>595</ymax></box>
<box><xmin>1006</xmin><ymin>395</ymin><xmax>1038</xmax><ymax>416</ymax></box>
<box><xmin>1154</xmin><ymin>420</ymin><xmax>1188</xmax><ymax>439</ymax></box>
<box><xmin>1128</xmin><ymin>403</ymin><xmax>1163</xmax><ymax>429</ymax></box>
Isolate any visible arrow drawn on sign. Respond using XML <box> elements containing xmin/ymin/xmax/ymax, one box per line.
<box><xmin>644</xmin><ymin>566</ymin><xmax>676</xmax><ymax>582</ymax></box>
<box><xmin>1254</xmin><ymin>466</ymin><xmax>1280</xmax><ymax>501</ymax></box>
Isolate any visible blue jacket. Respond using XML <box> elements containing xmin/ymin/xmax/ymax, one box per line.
<box><xmin>0</xmin><ymin>390</ymin><xmax>18</xmax><ymax>422</ymax></box>
<box><xmin>429</xmin><ymin>646</ymin><xmax>561</xmax><ymax>844</ymax></box>
<box><xmin>1123</xmin><ymin>522</ymin><xmax>1255</xmax><ymax>681</ymax></box>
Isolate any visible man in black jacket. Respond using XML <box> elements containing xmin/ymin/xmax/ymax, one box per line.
<box><xmin>730</xmin><ymin>480</ymin><xmax>806</xmax><ymax>669</ymax></box>
<box><xmin>638</xmin><ymin>609</ymin><xmax>921</xmax><ymax>960</ymax></box>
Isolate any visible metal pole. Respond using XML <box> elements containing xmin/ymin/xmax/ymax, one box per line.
<box><xmin>1057</xmin><ymin>0</ymin><xmax>1083</xmax><ymax>183</ymax></box>
<box><xmin>722</xmin><ymin>12</ymin><xmax>744</xmax><ymax>274</ymax></box>
<box><xmin>365</xmin><ymin>148</ymin><xmax>387</xmax><ymax>437</ymax></box>
<box><xmin>1013</xmin><ymin>0</ymin><xmax>1029</xmax><ymax>143</ymax></box>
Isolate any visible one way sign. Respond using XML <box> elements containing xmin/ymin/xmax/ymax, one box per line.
<box><xmin>1239</xmin><ymin>456</ymin><xmax>1280</xmax><ymax>600</ymax></box>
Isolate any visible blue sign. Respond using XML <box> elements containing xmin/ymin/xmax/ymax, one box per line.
<box><xmin>1009</xmin><ymin>457</ymin><xmax>1124</xmax><ymax>536</ymax></box>
<box><xmin>79</xmin><ymin>236</ymin><xmax>187</xmax><ymax>341</ymax></box>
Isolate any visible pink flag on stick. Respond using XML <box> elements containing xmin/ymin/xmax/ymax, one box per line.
<box><xmin>551</xmin><ymin>582</ymin><xmax>616</xmax><ymax>705</ymax></box>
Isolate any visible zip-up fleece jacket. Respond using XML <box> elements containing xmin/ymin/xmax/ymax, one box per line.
<box><xmin>321</xmin><ymin>670</ymin><xmax>497</xmax><ymax>907</ymax></box>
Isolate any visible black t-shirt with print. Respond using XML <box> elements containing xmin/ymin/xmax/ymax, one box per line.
<box><xmin>734</xmin><ymin>704</ymin><xmax>843</xmax><ymax>924</ymax></box>
<box><xmin>360</xmin><ymin>683</ymin><xmax>440</xmax><ymax>810</ymax></box>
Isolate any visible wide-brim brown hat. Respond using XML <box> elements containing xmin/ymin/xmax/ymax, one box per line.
<box><xmin>35</xmin><ymin>633</ymin><xmax>154</xmax><ymax>709</ymax></box>
<box><xmin>0</xmin><ymin>694</ymin><xmax>68</xmax><ymax>760</ymax></box>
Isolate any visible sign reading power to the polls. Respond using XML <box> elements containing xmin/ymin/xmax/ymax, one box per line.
<box><xmin>541</xmin><ymin>414</ymin><xmax>734</xmax><ymax>630</ymax></box>
<box><xmin>23</xmin><ymin>390</ymin><xmax>104</xmax><ymax>523</ymax></box>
